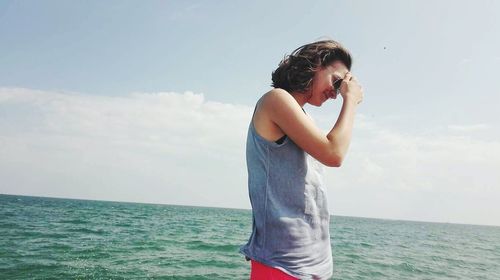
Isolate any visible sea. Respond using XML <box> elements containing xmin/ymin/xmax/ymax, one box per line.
<box><xmin>1</xmin><ymin>194</ymin><xmax>499</xmax><ymax>280</ymax></box>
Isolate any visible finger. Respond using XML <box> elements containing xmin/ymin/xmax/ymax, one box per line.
<box><xmin>343</xmin><ymin>72</ymin><xmax>352</xmax><ymax>81</ymax></box>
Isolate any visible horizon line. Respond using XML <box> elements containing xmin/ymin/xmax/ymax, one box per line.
<box><xmin>2</xmin><ymin>192</ymin><xmax>499</xmax><ymax>228</ymax></box>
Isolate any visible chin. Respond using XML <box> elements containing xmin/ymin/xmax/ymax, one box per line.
<box><xmin>307</xmin><ymin>96</ymin><xmax>327</xmax><ymax>107</ymax></box>
<box><xmin>316</xmin><ymin>100</ymin><xmax>327</xmax><ymax>107</ymax></box>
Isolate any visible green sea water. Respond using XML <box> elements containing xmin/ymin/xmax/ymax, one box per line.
<box><xmin>1</xmin><ymin>194</ymin><xmax>499</xmax><ymax>279</ymax></box>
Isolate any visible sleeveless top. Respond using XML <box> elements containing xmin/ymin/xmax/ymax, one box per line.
<box><xmin>239</xmin><ymin>107</ymin><xmax>333</xmax><ymax>280</ymax></box>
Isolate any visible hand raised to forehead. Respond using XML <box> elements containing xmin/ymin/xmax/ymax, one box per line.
<box><xmin>339</xmin><ymin>72</ymin><xmax>363</xmax><ymax>104</ymax></box>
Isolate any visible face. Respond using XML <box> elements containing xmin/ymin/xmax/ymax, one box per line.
<box><xmin>306</xmin><ymin>61</ymin><xmax>348</xmax><ymax>106</ymax></box>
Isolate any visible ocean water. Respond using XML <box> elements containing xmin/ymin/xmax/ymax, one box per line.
<box><xmin>1</xmin><ymin>194</ymin><xmax>499</xmax><ymax>280</ymax></box>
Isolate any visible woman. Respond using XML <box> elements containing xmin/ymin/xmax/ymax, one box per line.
<box><xmin>239</xmin><ymin>40</ymin><xmax>363</xmax><ymax>279</ymax></box>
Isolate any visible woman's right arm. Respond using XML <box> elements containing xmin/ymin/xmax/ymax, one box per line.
<box><xmin>266</xmin><ymin>74</ymin><xmax>363</xmax><ymax>167</ymax></box>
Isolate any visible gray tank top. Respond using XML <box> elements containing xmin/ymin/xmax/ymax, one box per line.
<box><xmin>239</xmin><ymin>107</ymin><xmax>333</xmax><ymax>280</ymax></box>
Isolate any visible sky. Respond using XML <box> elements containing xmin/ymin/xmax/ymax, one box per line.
<box><xmin>1</xmin><ymin>0</ymin><xmax>499</xmax><ymax>226</ymax></box>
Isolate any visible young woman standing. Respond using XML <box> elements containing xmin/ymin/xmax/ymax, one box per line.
<box><xmin>240</xmin><ymin>40</ymin><xmax>363</xmax><ymax>279</ymax></box>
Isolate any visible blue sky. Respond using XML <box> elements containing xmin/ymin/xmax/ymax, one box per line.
<box><xmin>1</xmin><ymin>0</ymin><xmax>499</xmax><ymax>226</ymax></box>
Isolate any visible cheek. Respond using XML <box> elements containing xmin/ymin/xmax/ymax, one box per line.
<box><xmin>315</xmin><ymin>81</ymin><xmax>329</xmax><ymax>94</ymax></box>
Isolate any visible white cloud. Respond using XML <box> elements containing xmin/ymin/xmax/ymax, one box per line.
<box><xmin>1</xmin><ymin>87</ymin><xmax>499</xmax><ymax>226</ymax></box>
<box><xmin>0</xmin><ymin>87</ymin><xmax>253</xmax><ymax>208</ymax></box>
<box><xmin>323</xmin><ymin>115</ymin><xmax>500</xmax><ymax>225</ymax></box>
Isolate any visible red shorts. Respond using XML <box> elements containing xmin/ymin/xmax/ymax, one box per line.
<box><xmin>250</xmin><ymin>259</ymin><xmax>298</xmax><ymax>280</ymax></box>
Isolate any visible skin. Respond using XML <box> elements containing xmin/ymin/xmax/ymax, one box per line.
<box><xmin>252</xmin><ymin>60</ymin><xmax>364</xmax><ymax>167</ymax></box>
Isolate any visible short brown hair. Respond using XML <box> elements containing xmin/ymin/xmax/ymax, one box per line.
<box><xmin>271</xmin><ymin>40</ymin><xmax>352</xmax><ymax>93</ymax></box>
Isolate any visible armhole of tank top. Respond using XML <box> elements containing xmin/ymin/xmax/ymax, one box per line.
<box><xmin>250</xmin><ymin>103</ymin><xmax>290</xmax><ymax>148</ymax></box>
<box><xmin>250</xmin><ymin>120</ymin><xmax>290</xmax><ymax>148</ymax></box>
<box><xmin>249</xmin><ymin>100</ymin><xmax>306</xmax><ymax>148</ymax></box>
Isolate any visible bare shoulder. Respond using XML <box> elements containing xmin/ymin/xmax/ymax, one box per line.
<box><xmin>266</xmin><ymin>87</ymin><xmax>289</xmax><ymax>97</ymax></box>
<box><xmin>259</xmin><ymin>88</ymin><xmax>301</xmax><ymax>113</ymax></box>
<box><xmin>262</xmin><ymin>88</ymin><xmax>295</xmax><ymax>103</ymax></box>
